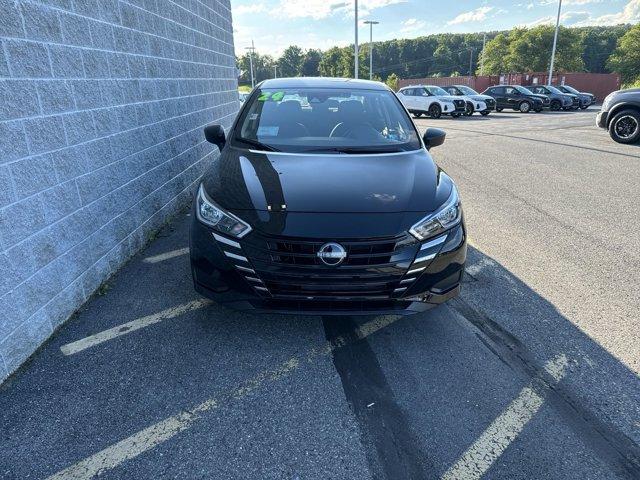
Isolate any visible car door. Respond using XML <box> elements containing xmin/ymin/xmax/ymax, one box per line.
<box><xmin>398</xmin><ymin>88</ymin><xmax>414</xmax><ymax>110</ymax></box>
<box><xmin>492</xmin><ymin>87</ymin><xmax>507</xmax><ymax>108</ymax></box>
<box><xmin>418</xmin><ymin>88</ymin><xmax>435</xmax><ymax>112</ymax></box>
<box><xmin>504</xmin><ymin>87</ymin><xmax>521</xmax><ymax>108</ymax></box>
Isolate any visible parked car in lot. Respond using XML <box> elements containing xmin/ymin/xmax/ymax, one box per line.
<box><xmin>397</xmin><ymin>85</ymin><xmax>467</xmax><ymax>119</ymax></box>
<box><xmin>596</xmin><ymin>88</ymin><xmax>640</xmax><ymax>144</ymax></box>
<box><xmin>482</xmin><ymin>85</ymin><xmax>549</xmax><ymax>113</ymax></box>
<box><xmin>192</xmin><ymin>78</ymin><xmax>467</xmax><ymax>315</ymax></box>
<box><xmin>527</xmin><ymin>85</ymin><xmax>577</xmax><ymax>111</ymax></box>
<box><xmin>442</xmin><ymin>85</ymin><xmax>495</xmax><ymax>116</ymax></box>
<box><xmin>554</xmin><ymin>84</ymin><xmax>595</xmax><ymax>109</ymax></box>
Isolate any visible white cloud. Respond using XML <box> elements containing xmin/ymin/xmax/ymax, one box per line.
<box><xmin>584</xmin><ymin>0</ymin><xmax>640</xmax><ymax>25</ymax></box>
<box><xmin>447</xmin><ymin>6</ymin><xmax>494</xmax><ymax>25</ymax></box>
<box><xmin>530</xmin><ymin>0</ymin><xmax>640</xmax><ymax>27</ymax></box>
<box><xmin>275</xmin><ymin>0</ymin><xmax>406</xmax><ymax>20</ymax></box>
<box><xmin>234</xmin><ymin>3</ymin><xmax>267</xmax><ymax>15</ymax></box>
<box><xmin>400</xmin><ymin>18</ymin><xmax>426</xmax><ymax>33</ymax></box>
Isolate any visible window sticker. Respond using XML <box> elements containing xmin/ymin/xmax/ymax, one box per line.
<box><xmin>258</xmin><ymin>91</ymin><xmax>286</xmax><ymax>102</ymax></box>
<box><xmin>257</xmin><ymin>126</ymin><xmax>279</xmax><ymax>136</ymax></box>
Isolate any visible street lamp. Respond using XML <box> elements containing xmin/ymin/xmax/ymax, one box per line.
<box><xmin>354</xmin><ymin>0</ymin><xmax>359</xmax><ymax>79</ymax></box>
<box><xmin>245</xmin><ymin>41</ymin><xmax>256</xmax><ymax>89</ymax></box>
<box><xmin>364</xmin><ymin>20</ymin><xmax>379</xmax><ymax>80</ymax></box>
<box><xmin>548</xmin><ymin>0</ymin><xmax>562</xmax><ymax>85</ymax></box>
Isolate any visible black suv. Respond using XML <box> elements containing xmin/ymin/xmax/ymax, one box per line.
<box><xmin>597</xmin><ymin>88</ymin><xmax>640</xmax><ymax>144</ymax></box>
<box><xmin>482</xmin><ymin>85</ymin><xmax>549</xmax><ymax>113</ymax></box>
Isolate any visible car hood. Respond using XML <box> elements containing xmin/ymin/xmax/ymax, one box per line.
<box><xmin>202</xmin><ymin>147</ymin><xmax>451</xmax><ymax>214</ymax></box>
<box><xmin>528</xmin><ymin>94</ymin><xmax>548</xmax><ymax>102</ymax></box>
<box><xmin>470</xmin><ymin>94</ymin><xmax>492</xmax><ymax>102</ymax></box>
<box><xmin>437</xmin><ymin>95</ymin><xmax>462</xmax><ymax>103</ymax></box>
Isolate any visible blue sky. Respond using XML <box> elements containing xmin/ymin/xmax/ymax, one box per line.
<box><xmin>231</xmin><ymin>0</ymin><xmax>639</xmax><ymax>55</ymax></box>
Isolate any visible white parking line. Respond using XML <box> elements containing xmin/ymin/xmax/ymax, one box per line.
<box><xmin>46</xmin><ymin>315</ymin><xmax>400</xmax><ymax>480</ymax></box>
<box><xmin>60</xmin><ymin>299</ymin><xmax>211</xmax><ymax>356</ymax></box>
<box><xmin>441</xmin><ymin>355</ymin><xmax>568</xmax><ymax>480</ymax></box>
<box><xmin>143</xmin><ymin>247</ymin><xmax>190</xmax><ymax>264</ymax></box>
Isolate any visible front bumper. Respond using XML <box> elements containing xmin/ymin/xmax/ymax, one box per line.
<box><xmin>596</xmin><ymin>110</ymin><xmax>608</xmax><ymax>129</ymax></box>
<box><xmin>190</xmin><ymin>212</ymin><xmax>467</xmax><ymax>316</ymax></box>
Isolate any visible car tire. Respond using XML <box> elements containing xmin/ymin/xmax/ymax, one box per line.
<box><xmin>464</xmin><ymin>102</ymin><xmax>474</xmax><ymax>116</ymax></box>
<box><xmin>608</xmin><ymin>109</ymin><xmax>640</xmax><ymax>144</ymax></box>
<box><xmin>428</xmin><ymin>104</ymin><xmax>442</xmax><ymax>119</ymax></box>
<box><xmin>519</xmin><ymin>101</ymin><xmax>532</xmax><ymax>113</ymax></box>
<box><xmin>550</xmin><ymin>100</ymin><xmax>561</xmax><ymax>111</ymax></box>
<box><xmin>480</xmin><ymin>111</ymin><xmax>490</xmax><ymax>116</ymax></box>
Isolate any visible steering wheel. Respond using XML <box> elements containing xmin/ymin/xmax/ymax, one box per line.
<box><xmin>329</xmin><ymin>123</ymin><xmax>380</xmax><ymax>139</ymax></box>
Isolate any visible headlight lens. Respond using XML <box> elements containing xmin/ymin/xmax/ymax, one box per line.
<box><xmin>409</xmin><ymin>184</ymin><xmax>461</xmax><ymax>241</ymax></box>
<box><xmin>196</xmin><ymin>184</ymin><xmax>252</xmax><ymax>238</ymax></box>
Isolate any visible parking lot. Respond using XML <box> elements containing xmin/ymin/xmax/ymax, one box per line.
<box><xmin>1</xmin><ymin>107</ymin><xmax>639</xmax><ymax>480</ymax></box>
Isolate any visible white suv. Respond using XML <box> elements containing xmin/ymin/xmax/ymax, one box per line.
<box><xmin>397</xmin><ymin>85</ymin><xmax>467</xmax><ymax>119</ymax></box>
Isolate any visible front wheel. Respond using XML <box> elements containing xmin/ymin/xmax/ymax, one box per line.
<box><xmin>519</xmin><ymin>101</ymin><xmax>532</xmax><ymax>113</ymax></box>
<box><xmin>428</xmin><ymin>104</ymin><xmax>442</xmax><ymax>119</ymax></box>
<box><xmin>609</xmin><ymin>109</ymin><xmax>640</xmax><ymax>144</ymax></box>
<box><xmin>480</xmin><ymin>111</ymin><xmax>490</xmax><ymax>116</ymax></box>
<box><xmin>464</xmin><ymin>102</ymin><xmax>474</xmax><ymax>116</ymax></box>
<box><xmin>550</xmin><ymin>100</ymin><xmax>561</xmax><ymax>111</ymax></box>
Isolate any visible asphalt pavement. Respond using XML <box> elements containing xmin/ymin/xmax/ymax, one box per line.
<box><xmin>1</xmin><ymin>107</ymin><xmax>639</xmax><ymax>480</ymax></box>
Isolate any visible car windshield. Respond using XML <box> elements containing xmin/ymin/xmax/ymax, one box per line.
<box><xmin>234</xmin><ymin>87</ymin><xmax>421</xmax><ymax>153</ymax></box>
<box><xmin>546</xmin><ymin>86</ymin><xmax>563</xmax><ymax>94</ymax></box>
<box><xmin>425</xmin><ymin>86</ymin><xmax>450</xmax><ymax>96</ymax></box>
<box><xmin>457</xmin><ymin>86</ymin><xmax>479</xmax><ymax>95</ymax></box>
<box><xmin>562</xmin><ymin>85</ymin><xmax>580</xmax><ymax>94</ymax></box>
<box><xmin>515</xmin><ymin>86</ymin><xmax>534</xmax><ymax>95</ymax></box>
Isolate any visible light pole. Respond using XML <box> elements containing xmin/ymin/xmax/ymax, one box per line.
<box><xmin>480</xmin><ymin>32</ymin><xmax>486</xmax><ymax>75</ymax></box>
<box><xmin>354</xmin><ymin>0</ymin><xmax>359</xmax><ymax>79</ymax></box>
<box><xmin>548</xmin><ymin>0</ymin><xmax>562</xmax><ymax>85</ymax></box>
<box><xmin>245</xmin><ymin>41</ymin><xmax>255</xmax><ymax>88</ymax></box>
<box><xmin>364</xmin><ymin>20</ymin><xmax>379</xmax><ymax>80</ymax></box>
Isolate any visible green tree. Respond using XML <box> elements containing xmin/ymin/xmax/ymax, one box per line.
<box><xmin>301</xmin><ymin>49</ymin><xmax>322</xmax><ymax>77</ymax></box>
<box><xmin>607</xmin><ymin>23</ymin><xmax>640</xmax><ymax>85</ymax></box>
<box><xmin>237</xmin><ymin>52</ymin><xmax>276</xmax><ymax>85</ymax></box>
<box><xmin>480</xmin><ymin>33</ymin><xmax>511</xmax><ymax>74</ymax></box>
<box><xmin>385</xmin><ymin>73</ymin><xmax>399</xmax><ymax>91</ymax></box>
<box><xmin>278</xmin><ymin>45</ymin><xmax>304</xmax><ymax>77</ymax></box>
<box><xmin>580</xmin><ymin>25</ymin><xmax>631</xmax><ymax>73</ymax></box>
<box><xmin>319</xmin><ymin>46</ymin><xmax>343</xmax><ymax>77</ymax></box>
<box><xmin>508</xmin><ymin>26</ymin><xmax>584</xmax><ymax>73</ymax></box>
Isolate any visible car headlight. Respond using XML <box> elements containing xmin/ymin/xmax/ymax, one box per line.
<box><xmin>196</xmin><ymin>184</ymin><xmax>252</xmax><ymax>238</ymax></box>
<box><xmin>409</xmin><ymin>184</ymin><xmax>461</xmax><ymax>241</ymax></box>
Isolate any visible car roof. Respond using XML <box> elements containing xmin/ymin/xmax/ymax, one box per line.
<box><xmin>258</xmin><ymin>77</ymin><xmax>389</xmax><ymax>91</ymax></box>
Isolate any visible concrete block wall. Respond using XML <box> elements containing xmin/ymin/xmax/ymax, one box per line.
<box><xmin>0</xmin><ymin>0</ymin><xmax>238</xmax><ymax>382</ymax></box>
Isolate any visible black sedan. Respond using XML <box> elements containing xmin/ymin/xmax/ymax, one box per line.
<box><xmin>190</xmin><ymin>77</ymin><xmax>467</xmax><ymax>315</ymax></box>
<box><xmin>597</xmin><ymin>87</ymin><xmax>640</xmax><ymax>144</ymax></box>
<box><xmin>482</xmin><ymin>85</ymin><xmax>549</xmax><ymax>113</ymax></box>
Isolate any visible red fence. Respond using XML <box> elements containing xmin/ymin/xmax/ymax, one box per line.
<box><xmin>398</xmin><ymin>72</ymin><xmax>621</xmax><ymax>102</ymax></box>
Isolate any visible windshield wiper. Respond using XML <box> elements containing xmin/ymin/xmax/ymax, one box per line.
<box><xmin>235</xmin><ymin>138</ymin><xmax>280</xmax><ymax>152</ymax></box>
<box><xmin>300</xmin><ymin>146</ymin><xmax>405</xmax><ymax>154</ymax></box>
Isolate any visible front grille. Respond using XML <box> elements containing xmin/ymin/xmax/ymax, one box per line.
<box><xmin>241</xmin><ymin>233</ymin><xmax>420</xmax><ymax>299</ymax></box>
<box><xmin>485</xmin><ymin>98</ymin><xmax>495</xmax><ymax>106</ymax></box>
<box><xmin>453</xmin><ymin>99</ymin><xmax>465</xmax><ymax>108</ymax></box>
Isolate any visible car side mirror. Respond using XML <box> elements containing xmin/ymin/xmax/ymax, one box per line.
<box><xmin>423</xmin><ymin>128</ymin><xmax>446</xmax><ymax>150</ymax></box>
<box><xmin>204</xmin><ymin>124</ymin><xmax>226</xmax><ymax>150</ymax></box>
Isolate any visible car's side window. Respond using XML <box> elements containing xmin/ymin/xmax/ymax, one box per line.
<box><xmin>420</xmin><ymin>88</ymin><xmax>430</xmax><ymax>97</ymax></box>
<box><xmin>505</xmin><ymin>87</ymin><xmax>516</xmax><ymax>95</ymax></box>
